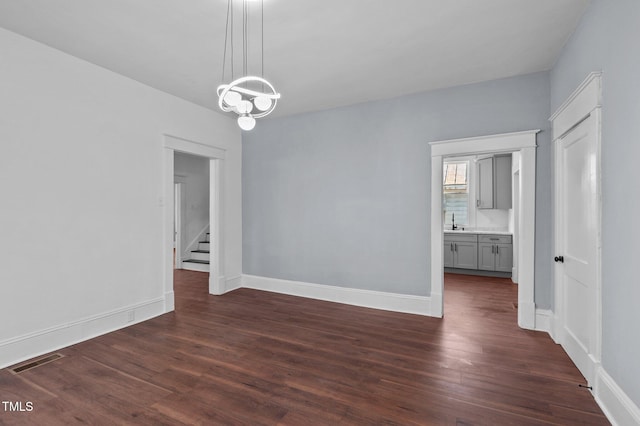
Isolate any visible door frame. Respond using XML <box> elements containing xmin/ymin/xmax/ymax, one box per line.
<box><xmin>173</xmin><ymin>180</ymin><xmax>186</xmax><ymax>269</ymax></box>
<box><xmin>162</xmin><ymin>134</ymin><xmax>226</xmax><ymax>312</ymax></box>
<box><xmin>512</xmin><ymin>168</ymin><xmax>520</xmax><ymax>283</ymax></box>
<box><xmin>550</xmin><ymin>72</ymin><xmax>602</xmax><ymax>383</ymax></box>
<box><xmin>430</xmin><ymin>130</ymin><xmax>539</xmax><ymax>329</ymax></box>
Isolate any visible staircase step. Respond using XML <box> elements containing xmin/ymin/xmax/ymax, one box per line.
<box><xmin>190</xmin><ymin>250</ymin><xmax>210</xmax><ymax>261</ymax></box>
<box><xmin>205</xmin><ymin>233</ymin><xmax>210</xmax><ymax>242</ymax></box>
<box><xmin>198</xmin><ymin>242</ymin><xmax>210</xmax><ymax>251</ymax></box>
<box><xmin>182</xmin><ymin>259</ymin><xmax>209</xmax><ymax>272</ymax></box>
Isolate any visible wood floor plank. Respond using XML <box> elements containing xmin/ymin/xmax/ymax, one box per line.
<box><xmin>0</xmin><ymin>271</ymin><xmax>609</xmax><ymax>425</ymax></box>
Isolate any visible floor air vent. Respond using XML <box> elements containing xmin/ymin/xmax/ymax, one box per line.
<box><xmin>10</xmin><ymin>353</ymin><xmax>64</xmax><ymax>374</ymax></box>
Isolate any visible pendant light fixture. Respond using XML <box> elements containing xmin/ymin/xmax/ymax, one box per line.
<box><xmin>217</xmin><ymin>0</ymin><xmax>280</xmax><ymax>131</ymax></box>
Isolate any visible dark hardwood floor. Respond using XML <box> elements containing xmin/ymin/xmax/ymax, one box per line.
<box><xmin>0</xmin><ymin>271</ymin><xmax>609</xmax><ymax>425</ymax></box>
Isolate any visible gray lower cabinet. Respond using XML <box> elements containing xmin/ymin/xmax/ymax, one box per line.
<box><xmin>443</xmin><ymin>241</ymin><xmax>454</xmax><ymax>268</ymax></box>
<box><xmin>478</xmin><ymin>234</ymin><xmax>513</xmax><ymax>272</ymax></box>
<box><xmin>455</xmin><ymin>241</ymin><xmax>478</xmax><ymax>269</ymax></box>
<box><xmin>444</xmin><ymin>234</ymin><xmax>478</xmax><ymax>270</ymax></box>
<box><xmin>478</xmin><ymin>242</ymin><xmax>497</xmax><ymax>270</ymax></box>
<box><xmin>495</xmin><ymin>243</ymin><xmax>513</xmax><ymax>272</ymax></box>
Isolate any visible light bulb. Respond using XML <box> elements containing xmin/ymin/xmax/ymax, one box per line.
<box><xmin>237</xmin><ymin>114</ymin><xmax>256</xmax><ymax>131</ymax></box>
<box><xmin>223</xmin><ymin>90</ymin><xmax>241</xmax><ymax>107</ymax></box>
<box><xmin>237</xmin><ymin>100</ymin><xmax>253</xmax><ymax>114</ymax></box>
<box><xmin>253</xmin><ymin>96</ymin><xmax>272</xmax><ymax>112</ymax></box>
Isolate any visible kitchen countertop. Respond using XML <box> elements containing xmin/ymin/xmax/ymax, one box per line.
<box><xmin>444</xmin><ymin>229</ymin><xmax>512</xmax><ymax>235</ymax></box>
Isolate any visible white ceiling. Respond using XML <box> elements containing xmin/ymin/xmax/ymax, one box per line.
<box><xmin>0</xmin><ymin>0</ymin><xmax>589</xmax><ymax>118</ymax></box>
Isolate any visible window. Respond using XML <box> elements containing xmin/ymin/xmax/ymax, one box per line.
<box><xmin>443</xmin><ymin>161</ymin><xmax>469</xmax><ymax>226</ymax></box>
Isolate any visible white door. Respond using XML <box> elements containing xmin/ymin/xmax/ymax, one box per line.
<box><xmin>555</xmin><ymin>114</ymin><xmax>599</xmax><ymax>384</ymax></box>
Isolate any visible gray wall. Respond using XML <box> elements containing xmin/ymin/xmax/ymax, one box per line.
<box><xmin>551</xmin><ymin>0</ymin><xmax>640</xmax><ymax>406</ymax></box>
<box><xmin>244</xmin><ymin>71</ymin><xmax>552</xmax><ymax>303</ymax></box>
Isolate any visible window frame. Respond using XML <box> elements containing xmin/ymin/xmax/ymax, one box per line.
<box><xmin>442</xmin><ymin>159</ymin><xmax>471</xmax><ymax>227</ymax></box>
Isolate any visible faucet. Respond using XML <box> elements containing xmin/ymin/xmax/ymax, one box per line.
<box><xmin>451</xmin><ymin>213</ymin><xmax>457</xmax><ymax>230</ymax></box>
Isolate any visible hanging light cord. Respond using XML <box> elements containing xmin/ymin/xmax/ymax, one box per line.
<box><xmin>229</xmin><ymin>0</ymin><xmax>231</xmax><ymax>80</ymax></box>
<box><xmin>221</xmin><ymin>0</ymin><xmax>230</xmax><ymax>83</ymax></box>
<box><xmin>261</xmin><ymin>0</ymin><xmax>264</xmax><ymax>79</ymax></box>
<box><xmin>222</xmin><ymin>0</ymin><xmax>266</xmax><ymax>89</ymax></box>
<box><xmin>243</xmin><ymin>0</ymin><xmax>248</xmax><ymax>78</ymax></box>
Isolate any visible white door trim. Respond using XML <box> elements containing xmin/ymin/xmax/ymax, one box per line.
<box><xmin>163</xmin><ymin>134</ymin><xmax>226</xmax><ymax>312</ymax></box>
<box><xmin>512</xmin><ymin>168</ymin><xmax>520</xmax><ymax>283</ymax></box>
<box><xmin>551</xmin><ymin>72</ymin><xmax>602</xmax><ymax>382</ymax></box>
<box><xmin>173</xmin><ymin>174</ymin><xmax>187</xmax><ymax>268</ymax></box>
<box><xmin>429</xmin><ymin>130</ymin><xmax>539</xmax><ymax>328</ymax></box>
<box><xmin>173</xmin><ymin>182</ymin><xmax>184</xmax><ymax>269</ymax></box>
<box><xmin>209</xmin><ymin>157</ymin><xmax>224</xmax><ymax>295</ymax></box>
<box><xmin>550</xmin><ymin>72</ymin><xmax>602</xmax><ymax>140</ymax></box>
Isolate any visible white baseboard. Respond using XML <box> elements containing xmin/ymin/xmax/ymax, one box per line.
<box><xmin>223</xmin><ymin>275</ymin><xmax>242</xmax><ymax>293</ymax></box>
<box><xmin>518</xmin><ymin>299</ymin><xmax>536</xmax><ymax>330</ymax></box>
<box><xmin>164</xmin><ymin>291</ymin><xmax>175</xmax><ymax>312</ymax></box>
<box><xmin>0</xmin><ymin>297</ymin><xmax>165</xmax><ymax>370</ymax></box>
<box><xmin>535</xmin><ymin>310</ymin><xmax>639</xmax><ymax>425</ymax></box>
<box><xmin>595</xmin><ymin>367</ymin><xmax>640</xmax><ymax>426</ymax></box>
<box><xmin>534</xmin><ymin>308</ymin><xmax>552</xmax><ymax>334</ymax></box>
<box><xmin>241</xmin><ymin>274</ymin><xmax>432</xmax><ymax>316</ymax></box>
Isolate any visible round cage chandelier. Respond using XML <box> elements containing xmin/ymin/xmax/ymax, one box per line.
<box><xmin>217</xmin><ymin>0</ymin><xmax>280</xmax><ymax>131</ymax></box>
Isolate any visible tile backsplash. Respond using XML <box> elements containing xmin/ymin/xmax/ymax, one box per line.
<box><xmin>475</xmin><ymin>208</ymin><xmax>510</xmax><ymax>232</ymax></box>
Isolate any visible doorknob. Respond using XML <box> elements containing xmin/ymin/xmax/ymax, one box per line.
<box><xmin>554</xmin><ymin>256</ymin><xmax>564</xmax><ymax>263</ymax></box>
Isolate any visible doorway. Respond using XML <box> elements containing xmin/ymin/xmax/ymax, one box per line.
<box><xmin>442</xmin><ymin>152</ymin><xmax>519</xmax><ymax>321</ymax></box>
<box><xmin>162</xmin><ymin>134</ymin><xmax>226</xmax><ymax>312</ymax></box>
<box><xmin>174</xmin><ymin>153</ymin><xmax>211</xmax><ymax>273</ymax></box>
<box><xmin>430</xmin><ymin>130</ymin><xmax>539</xmax><ymax>329</ymax></box>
